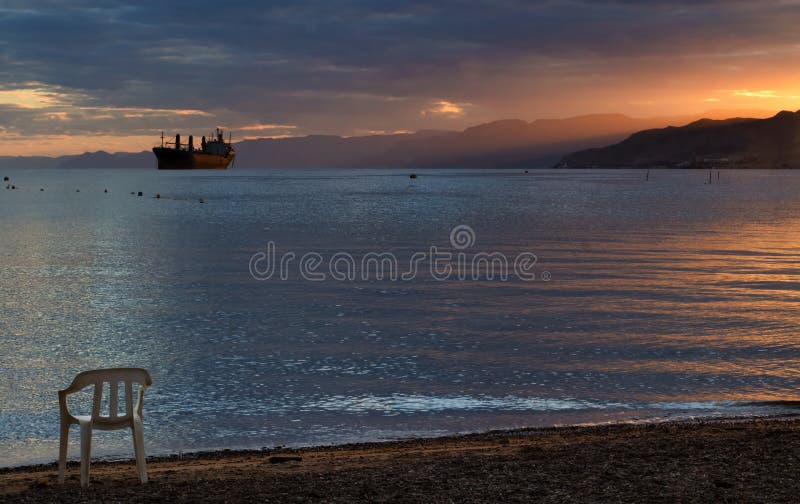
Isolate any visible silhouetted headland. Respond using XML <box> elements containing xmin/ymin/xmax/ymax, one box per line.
<box><xmin>560</xmin><ymin>110</ymin><xmax>800</xmax><ymax>169</ymax></box>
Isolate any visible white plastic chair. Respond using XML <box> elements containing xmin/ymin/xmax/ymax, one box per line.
<box><xmin>58</xmin><ymin>368</ymin><xmax>153</xmax><ymax>487</ymax></box>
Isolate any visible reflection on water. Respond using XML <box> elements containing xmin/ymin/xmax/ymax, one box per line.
<box><xmin>3</xmin><ymin>168</ymin><xmax>800</xmax><ymax>466</ymax></box>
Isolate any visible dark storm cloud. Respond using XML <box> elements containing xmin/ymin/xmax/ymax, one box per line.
<box><xmin>1</xmin><ymin>0</ymin><xmax>799</xmax><ymax>141</ymax></box>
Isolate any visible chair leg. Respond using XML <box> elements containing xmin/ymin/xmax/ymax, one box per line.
<box><xmin>58</xmin><ymin>421</ymin><xmax>69</xmax><ymax>483</ymax></box>
<box><xmin>79</xmin><ymin>422</ymin><xmax>92</xmax><ymax>488</ymax></box>
<box><xmin>132</xmin><ymin>419</ymin><xmax>147</xmax><ymax>483</ymax></box>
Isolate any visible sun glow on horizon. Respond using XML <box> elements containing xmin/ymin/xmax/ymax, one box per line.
<box><xmin>0</xmin><ymin>83</ymin><xmax>799</xmax><ymax>156</ymax></box>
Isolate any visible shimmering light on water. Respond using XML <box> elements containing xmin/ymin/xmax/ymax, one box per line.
<box><xmin>3</xmin><ymin>168</ymin><xmax>800</xmax><ymax>466</ymax></box>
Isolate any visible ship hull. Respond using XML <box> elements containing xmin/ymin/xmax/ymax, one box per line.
<box><xmin>153</xmin><ymin>147</ymin><xmax>235</xmax><ymax>170</ymax></box>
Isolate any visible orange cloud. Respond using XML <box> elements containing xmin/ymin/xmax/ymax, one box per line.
<box><xmin>421</xmin><ymin>100</ymin><xmax>467</xmax><ymax>118</ymax></box>
<box><xmin>0</xmin><ymin>88</ymin><xmax>73</xmax><ymax>109</ymax></box>
<box><xmin>83</xmin><ymin>106</ymin><xmax>212</xmax><ymax>117</ymax></box>
<box><xmin>238</xmin><ymin>123</ymin><xmax>298</xmax><ymax>131</ymax></box>
<box><xmin>241</xmin><ymin>134</ymin><xmax>298</xmax><ymax>141</ymax></box>
<box><xmin>731</xmin><ymin>89</ymin><xmax>779</xmax><ymax>98</ymax></box>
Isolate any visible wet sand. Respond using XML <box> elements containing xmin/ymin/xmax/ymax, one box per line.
<box><xmin>3</xmin><ymin>417</ymin><xmax>800</xmax><ymax>503</ymax></box>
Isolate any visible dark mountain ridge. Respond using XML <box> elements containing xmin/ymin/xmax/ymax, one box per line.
<box><xmin>560</xmin><ymin>111</ymin><xmax>800</xmax><ymax>168</ymax></box>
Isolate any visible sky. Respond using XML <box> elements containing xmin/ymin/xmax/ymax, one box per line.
<box><xmin>2</xmin><ymin>0</ymin><xmax>800</xmax><ymax>155</ymax></box>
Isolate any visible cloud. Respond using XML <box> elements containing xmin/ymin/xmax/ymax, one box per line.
<box><xmin>238</xmin><ymin>123</ymin><xmax>298</xmax><ymax>131</ymax></box>
<box><xmin>731</xmin><ymin>89</ymin><xmax>780</xmax><ymax>98</ymax></box>
<box><xmin>702</xmin><ymin>97</ymin><xmax>721</xmax><ymax>102</ymax></box>
<box><xmin>82</xmin><ymin>106</ymin><xmax>212</xmax><ymax>117</ymax></box>
<box><xmin>421</xmin><ymin>100</ymin><xmax>467</xmax><ymax>118</ymax></box>
<box><xmin>235</xmin><ymin>123</ymin><xmax>299</xmax><ymax>141</ymax></box>
<box><xmin>240</xmin><ymin>134</ymin><xmax>297</xmax><ymax>141</ymax></box>
<box><xmin>350</xmin><ymin>129</ymin><xmax>414</xmax><ymax>136</ymax></box>
<box><xmin>0</xmin><ymin>86</ymin><xmax>80</xmax><ymax>109</ymax></box>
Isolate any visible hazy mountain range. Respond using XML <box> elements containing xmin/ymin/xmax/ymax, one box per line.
<box><xmin>0</xmin><ymin>109</ymin><xmax>773</xmax><ymax>170</ymax></box>
<box><xmin>560</xmin><ymin>110</ymin><xmax>800</xmax><ymax>169</ymax></box>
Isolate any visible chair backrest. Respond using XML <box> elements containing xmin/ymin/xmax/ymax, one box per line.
<box><xmin>62</xmin><ymin>368</ymin><xmax>152</xmax><ymax>422</ymax></box>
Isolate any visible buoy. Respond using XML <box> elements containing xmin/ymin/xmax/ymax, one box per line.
<box><xmin>130</xmin><ymin>192</ymin><xmax>135</xmax><ymax>195</ymax></box>
<box><xmin>40</xmin><ymin>188</ymin><xmax>44</xmax><ymax>192</ymax></box>
<box><xmin>104</xmin><ymin>189</ymin><xmax>108</xmax><ymax>193</ymax></box>
<box><xmin>137</xmin><ymin>192</ymin><xmax>143</xmax><ymax>197</ymax></box>
<box><xmin>11</xmin><ymin>185</ymin><xmax>16</xmax><ymax>190</ymax></box>
<box><xmin>199</xmin><ymin>197</ymin><xmax>205</xmax><ymax>204</ymax></box>
<box><xmin>76</xmin><ymin>189</ymin><xmax>80</xmax><ymax>192</ymax></box>
<box><xmin>156</xmin><ymin>193</ymin><xmax>161</xmax><ymax>199</ymax></box>
<box><xmin>410</xmin><ymin>174</ymin><xmax>417</xmax><ymax>179</ymax></box>
<box><xmin>524</xmin><ymin>170</ymin><xmax>529</xmax><ymax>174</ymax></box>
<box><xmin>2</xmin><ymin>176</ymin><xmax>8</xmax><ymax>182</ymax></box>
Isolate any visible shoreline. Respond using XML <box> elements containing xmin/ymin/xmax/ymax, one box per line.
<box><xmin>4</xmin><ymin>415</ymin><xmax>800</xmax><ymax>502</ymax></box>
<box><xmin>6</xmin><ymin>401</ymin><xmax>800</xmax><ymax>471</ymax></box>
<box><xmin>2</xmin><ymin>411</ymin><xmax>794</xmax><ymax>473</ymax></box>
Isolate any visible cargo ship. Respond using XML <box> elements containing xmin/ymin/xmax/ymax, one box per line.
<box><xmin>153</xmin><ymin>129</ymin><xmax>235</xmax><ymax>169</ymax></box>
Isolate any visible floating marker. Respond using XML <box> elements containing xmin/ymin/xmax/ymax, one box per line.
<box><xmin>105</xmin><ymin>189</ymin><xmax>108</xmax><ymax>193</ymax></box>
<box><xmin>11</xmin><ymin>185</ymin><xmax>15</xmax><ymax>190</ymax></box>
<box><xmin>137</xmin><ymin>192</ymin><xmax>143</xmax><ymax>197</ymax></box>
<box><xmin>76</xmin><ymin>189</ymin><xmax>80</xmax><ymax>192</ymax></box>
<box><xmin>2</xmin><ymin>176</ymin><xmax>8</xmax><ymax>182</ymax></box>
<box><xmin>156</xmin><ymin>194</ymin><xmax>161</xmax><ymax>199</ymax></box>
<box><xmin>40</xmin><ymin>188</ymin><xmax>44</xmax><ymax>192</ymax></box>
<box><xmin>199</xmin><ymin>197</ymin><xmax>205</xmax><ymax>204</ymax></box>
<box><xmin>409</xmin><ymin>174</ymin><xmax>417</xmax><ymax>179</ymax></box>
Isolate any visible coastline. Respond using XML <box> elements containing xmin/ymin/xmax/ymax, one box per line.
<box><xmin>4</xmin><ymin>415</ymin><xmax>800</xmax><ymax>502</ymax></box>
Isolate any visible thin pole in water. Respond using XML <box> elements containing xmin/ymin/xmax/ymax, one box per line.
<box><xmin>646</xmin><ymin>170</ymin><xmax>649</xmax><ymax>181</ymax></box>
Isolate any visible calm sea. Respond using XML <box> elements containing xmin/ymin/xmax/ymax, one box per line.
<box><xmin>2</xmin><ymin>168</ymin><xmax>800</xmax><ymax>466</ymax></box>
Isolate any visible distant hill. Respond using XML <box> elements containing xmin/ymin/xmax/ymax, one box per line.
<box><xmin>0</xmin><ymin>151</ymin><xmax>152</xmax><ymax>170</ymax></box>
<box><xmin>559</xmin><ymin>111</ymin><xmax>800</xmax><ymax>168</ymax></box>
<box><xmin>0</xmin><ymin>109</ymin><xmax>778</xmax><ymax>169</ymax></box>
<box><xmin>370</xmin><ymin>114</ymin><xmax>701</xmax><ymax>168</ymax></box>
<box><xmin>57</xmin><ymin>151</ymin><xmax>154</xmax><ymax>169</ymax></box>
<box><xmin>233</xmin><ymin>130</ymin><xmax>455</xmax><ymax>168</ymax></box>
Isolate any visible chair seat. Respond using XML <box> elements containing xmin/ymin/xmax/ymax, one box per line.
<box><xmin>73</xmin><ymin>414</ymin><xmax>136</xmax><ymax>430</ymax></box>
